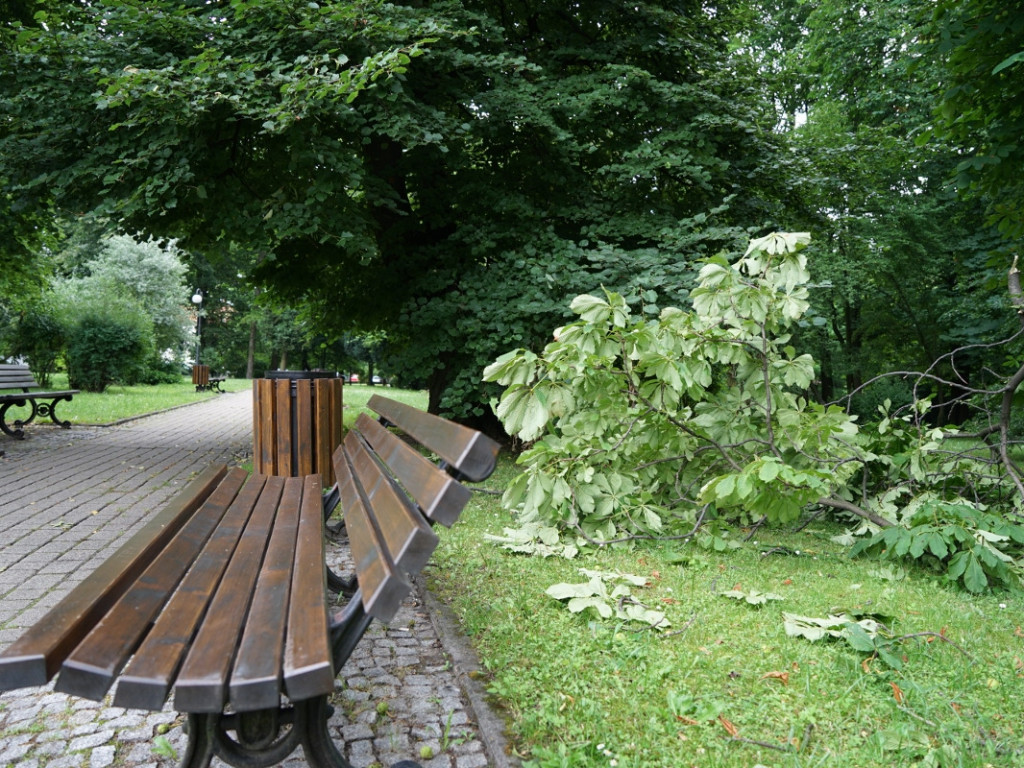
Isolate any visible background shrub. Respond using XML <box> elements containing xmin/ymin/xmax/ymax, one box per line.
<box><xmin>65</xmin><ymin>307</ymin><xmax>153</xmax><ymax>392</ymax></box>
<box><xmin>11</xmin><ymin>302</ymin><xmax>65</xmax><ymax>385</ymax></box>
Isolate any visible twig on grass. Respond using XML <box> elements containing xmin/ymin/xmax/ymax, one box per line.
<box><xmin>897</xmin><ymin>706</ymin><xmax>937</xmax><ymax>728</ymax></box>
<box><xmin>729</xmin><ymin>736</ymin><xmax>792</xmax><ymax>753</ymax></box>
<box><xmin>893</xmin><ymin>631</ymin><xmax>975</xmax><ymax>661</ymax></box>
<box><xmin>660</xmin><ymin>611</ymin><xmax>697</xmax><ymax>639</ymax></box>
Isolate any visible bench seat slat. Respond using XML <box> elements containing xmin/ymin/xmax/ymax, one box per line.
<box><xmin>55</xmin><ymin>470</ymin><xmax>256</xmax><ymax>702</ymax></box>
<box><xmin>0</xmin><ymin>390</ymin><xmax>78</xmax><ymax>401</ymax></box>
<box><xmin>229</xmin><ymin>477</ymin><xmax>303</xmax><ymax>712</ymax></box>
<box><xmin>174</xmin><ymin>476</ymin><xmax>286</xmax><ymax>713</ymax></box>
<box><xmin>113</xmin><ymin>474</ymin><xmax>272</xmax><ymax>711</ymax></box>
<box><xmin>368</xmin><ymin>394</ymin><xmax>500</xmax><ymax>482</ymax></box>
<box><xmin>0</xmin><ymin>365</ymin><xmax>40</xmax><ymax>389</ymax></box>
<box><xmin>0</xmin><ymin>465</ymin><xmax>231</xmax><ymax>691</ymax></box>
<box><xmin>284</xmin><ymin>475</ymin><xmax>334</xmax><ymax>701</ymax></box>
<box><xmin>356</xmin><ymin>414</ymin><xmax>471</xmax><ymax>527</ymax></box>
<box><xmin>0</xmin><ymin>363</ymin><xmax>79</xmax><ymax>398</ymax></box>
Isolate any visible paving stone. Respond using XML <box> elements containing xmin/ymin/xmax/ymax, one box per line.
<box><xmin>70</xmin><ymin>722</ymin><xmax>102</xmax><ymax>737</ymax></box>
<box><xmin>69</xmin><ymin>708</ymin><xmax>102</xmax><ymax>727</ymax></box>
<box><xmin>36</xmin><ymin>740</ymin><xmax>70</xmax><ymax>757</ymax></box>
<box><xmin>39</xmin><ymin>756</ymin><xmax>85</xmax><ymax>768</ymax></box>
<box><xmin>123</xmin><ymin>742</ymin><xmax>157</xmax><ymax>764</ymax></box>
<box><xmin>421</xmin><ymin>750</ymin><xmax>454</xmax><ymax>768</ymax></box>
<box><xmin>346</xmin><ymin>739</ymin><xmax>376</xmax><ymax>768</ymax></box>
<box><xmin>452</xmin><ymin>740</ymin><xmax>484</xmax><ymax>756</ymax></box>
<box><xmin>342</xmin><ymin>723</ymin><xmax>375</xmax><ymax>742</ymax></box>
<box><xmin>102</xmin><ymin>712</ymin><xmax>146</xmax><ymax>730</ymax></box>
<box><xmin>37</xmin><ymin>727</ymin><xmax>72</xmax><ymax>743</ymax></box>
<box><xmin>341</xmin><ymin>688</ymin><xmax>371</xmax><ymax>704</ymax></box>
<box><xmin>455</xmin><ymin>751</ymin><xmax>490</xmax><ymax>768</ymax></box>
<box><xmin>0</xmin><ymin>740</ymin><xmax>33</xmax><ymax>764</ymax></box>
<box><xmin>89</xmin><ymin>745</ymin><xmax>117</xmax><ymax>768</ymax></box>
<box><xmin>69</xmin><ymin>730</ymin><xmax>116</xmax><ymax>752</ymax></box>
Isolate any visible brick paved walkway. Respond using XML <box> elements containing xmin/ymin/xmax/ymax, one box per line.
<box><xmin>0</xmin><ymin>392</ymin><xmax>512</xmax><ymax>768</ymax></box>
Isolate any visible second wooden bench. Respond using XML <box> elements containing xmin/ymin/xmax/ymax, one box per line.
<box><xmin>0</xmin><ymin>362</ymin><xmax>79</xmax><ymax>439</ymax></box>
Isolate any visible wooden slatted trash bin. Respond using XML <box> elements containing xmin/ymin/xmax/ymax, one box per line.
<box><xmin>253</xmin><ymin>370</ymin><xmax>344</xmax><ymax>486</ymax></box>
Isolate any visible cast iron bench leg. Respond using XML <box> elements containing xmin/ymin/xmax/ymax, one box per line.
<box><xmin>0</xmin><ymin>399</ymin><xmax>34</xmax><ymax>439</ymax></box>
<box><xmin>181</xmin><ymin>708</ymin><xmax>303</xmax><ymax>768</ymax></box>
<box><xmin>37</xmin><ymin>396</ymin><xmax>72</xmax><ymax>429</ymax></box>
<box><xmin>180</xmin><ymin>714</ymin><xmax>215</xmax><ymax>768</ymax></box>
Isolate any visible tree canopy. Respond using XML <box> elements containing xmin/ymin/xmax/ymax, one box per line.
<box><xmin>924</xmin><ymin>0</ymin><xmax>1024</xmax><ymax>238</ymax></box>
<box><xmin>1</xmin><ymin>0</ymin><xmax>790</xmax><ymax>421</ymax></box>
<box><xmin>1</xmin><ymin>0</ymin><xmax>1022</xmax><ymax>432</ymax></box>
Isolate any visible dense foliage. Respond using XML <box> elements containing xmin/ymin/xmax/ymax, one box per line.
<box><xmin>924</xmin><ymin>0</ymin><xmax>1024</xmax><ymax>239</ymax></box>
<box><xmin>0</xmin><ymin>0</ymin><xmax>788</xmax><ymax>422</ymax></box>
<box><xmin>485</xmin><ymin>233</ymin><xmax>861</xmax><ymax>540</ymax></box>
<box><xmin>65</xmin><ymin>309</ymin><xmax>154</xmax><ymax>392</ymax></box>
<box><xmin>486</xmin><ymin>233</ymin><xmax>1024</xmax><ymax>591</ymax></box>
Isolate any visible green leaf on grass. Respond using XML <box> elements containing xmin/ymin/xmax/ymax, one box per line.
<box><xmin>783</xmin><ymin>612</ymin><xmax>883</xmax><ymax>643</ymax></box>
<box><xmin>963</xmin><ymin>555</ymin><xmax>988</xmax><ymax>593</ymax></box>
<box><xmin>721</xmin><ymin>588</ymin><xmax>784</xmax><ymax>606</ymax></box>
<box><xmin>843</xmin><ymin>622</ymin><xmax>878</xmax><ymax>653</ymax></box>
<box><xmin>567</xmin><ymin>596</ymin><xmax>614</xmax><ymax>618</ymax></box>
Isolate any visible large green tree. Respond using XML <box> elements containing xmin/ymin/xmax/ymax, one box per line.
<box><xmin>750</xmin><ymin>0</ymin><xmax>1011</xmax><ymax>421</ymax></box>
<box><xmin>1</xmin><ymin>0</ymin><xmax>789</xmax><ymax>422</ymax></box>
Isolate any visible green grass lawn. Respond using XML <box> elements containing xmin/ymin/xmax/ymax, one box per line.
<box><xmin>429</xmin><ymin>456</ymin><xmax>1024</xmax><ymax>768</ymax></box>
<box><xmin>9</xmin><ymin>380</ymin><xmax>1021</xmax><ymax>766</ymax></box>
<box><xmin>0</xmin><ymin>373</ymin><xmax>252</xmax><ymax>425</ymax></box>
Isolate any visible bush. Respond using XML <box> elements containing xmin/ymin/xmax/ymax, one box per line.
<box><xmin>12</xmin><ymin>303</ymin><xmax>65</xmax><ymax>385</ymax></box>
<box><xmin>138</xmin><ymin>356</ymin><xmax>187</xmax><ymax>385</ymax></box>
<box><xmin>65</xmin><ymin>309</ymin><xmax>154</xmax><ymax>392</ymax></box>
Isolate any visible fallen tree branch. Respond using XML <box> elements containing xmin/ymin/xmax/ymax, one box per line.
<box><xmin>816</xmin><ymin>496</ymin><xmax>894</xmax><ymax>528</ymax></box>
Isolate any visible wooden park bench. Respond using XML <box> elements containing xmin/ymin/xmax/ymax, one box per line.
<box><xmin>0</xmin><ymin>363</ymin><xmax>79</xmax><ymax>439</ymax></box>
<box><xmin>192</xmin><ymin>364</ymin><xmax>227</xmax><ymax>392</ymax></box>
<box><xmin>0</xmin><ymin>395</ymin><xmax>500</xmax><ymax>768</ymax></box>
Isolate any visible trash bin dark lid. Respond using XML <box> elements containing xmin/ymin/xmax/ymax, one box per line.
<box><xmin>263</xmin><ymin>370</ymin><xmax>341</xmax><ymax>380</ymax></box>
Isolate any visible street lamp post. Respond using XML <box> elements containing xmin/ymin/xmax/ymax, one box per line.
<box><xmin>192</xmin><ymin>289</ymin><xmax>204</xmax><ymax>366</ymax></box>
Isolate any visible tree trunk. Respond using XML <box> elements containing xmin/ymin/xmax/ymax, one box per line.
<box><xmin>246</xmin><ymin>321</ymin><xmax>256</xmax><ymax>379</ymax></box>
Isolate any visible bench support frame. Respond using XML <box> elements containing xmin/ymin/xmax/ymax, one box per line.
<box><xmin>0</xmin><ymin>393</ymin><xmax>74</xmax><ymax>438</ymax></box>
<box><xmin>178</xmin><ymin>598</ymin><xmax>376</xmax><ymax>768</ymax></box>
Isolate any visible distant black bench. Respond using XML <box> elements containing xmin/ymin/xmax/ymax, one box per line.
<box><xmin>192</xmin><ymin>364</ymin><xmax>226</xmax><ymax>392</ymax></box>
<box><xmin>0</xmin><ymin>395</ymin><xmax>499</xmax><ymax>768</ymax></box>
<box><xmin>0</xmin><ymin>363</ymin><xmax>79</xmax><ymax>439</ymax></box>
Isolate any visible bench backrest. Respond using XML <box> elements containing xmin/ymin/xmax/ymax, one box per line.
<box><xmin>0</xmin><ymin>363</ymin><xmax>40</xmax><ymax>391</ymax></box>
<box><xmin>331</xmin><ymin>396</ymin><xmax>501</xmax><ymax>623</ymax></box>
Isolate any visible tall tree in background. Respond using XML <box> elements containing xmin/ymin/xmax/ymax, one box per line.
<box><xmin>925</xmin><ymin>0</ymin><xmax>1024</xmax><ymax>239</ymax></box>
<box><xmin>750</xmin><ymin>0</ymin><xmax>1009</xmax><ymax>419</ymax></box>
<box><xmin>0</xmin><ymin>0</ymin><xmax>788</xmax><ymax>423</ymax></box>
